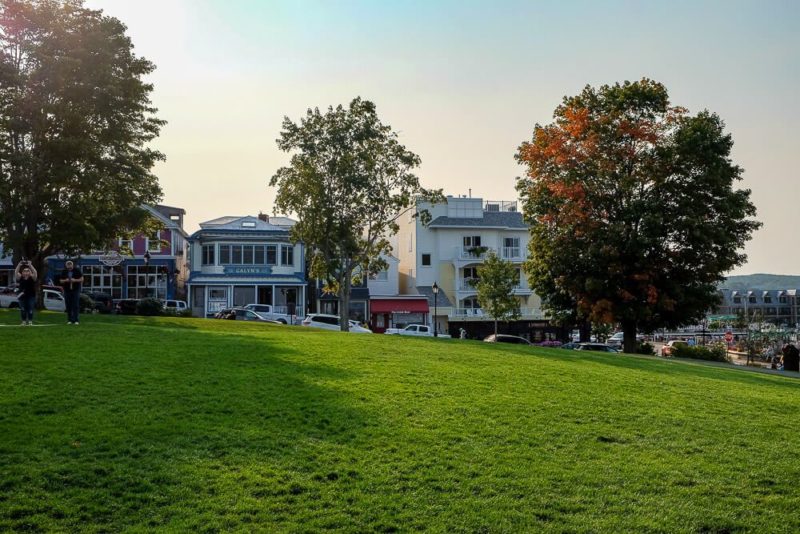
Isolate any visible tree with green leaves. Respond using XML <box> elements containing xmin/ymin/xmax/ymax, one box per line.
<box><xmin>270</xmin><ymin>97</ymin><xmax>443</xmax><ymax>331</ymax></box>
<box><xmin>474</xmin><ymin>251</ymin><xmax>521</xmax><ymax>336</ymax></box>
<box><xmin>0</xmin><ymin>0</ymin><xmax>164</xmax><ymax>282</ymax></box>
<box><xmin>516</xmin><ymin>79</ymin><xmax>760</xmax><ymax>354</ymax></box>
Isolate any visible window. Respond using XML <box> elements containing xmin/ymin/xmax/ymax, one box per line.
<box><xmin>733</xmin><ymin>297</ymin><xmax>741</xmax><ymax>304</ymax></box>
<box><xmin>421</xmin><ymin>254</ymin><xmax>431</xmax><ymax>266</ymax></box>
<box><xmin>748</xmin><ymin>296</ymin><xmax>756</xmax><ymax>304</ymax></box>
<box><xmin>255</xmin><ymin>246</ymin><xmax>265</xmax><ymax>265</ymax></box>
<box><xmin>201</xmin><ymin>245</ymin><xmax>215</xmax><ymax>266</ymax></box>
<box><xmin>243</xmin><ymin>246</ymin><xmax>254</xmax><ymax>264</ymax></box>
<box><xmin>503</xmin><ymin>237</ymin><xmax>520</xmax><ymax>258</ymax></box>
<box><xmin>779</xmin><ymin>296</ymin><xmax>788</xmax><ymax>304</ymax></box>
<box><xmin>231</xmin><ymin>245</ymin><xmax>243</xmax><ymax>264</ymax></box>
<box><xmin>81</xmin><ymin>265</ymin><xmax>123</xmax><ymax>299</ymax></box>
<box><xmin>281</xmin><ymin>245</ymin><xmax>294</xmax><ymax>266</ymax></box>
<box><xmin>219</xmin><ymin>245</ymin><xmax>231</xmax><ymax>264</ymax></box>
<box><xmin>126</xmin><ymin>265</ymin><xmax>166</xmax><ymax>299</ymax></box>
<box><xmin>241</xmin><ymin>221</ymin><xmax>256</xmax><ymax>228</ymax></box>
<box><xmin>119</xmin><ymin>238</ymin><xmax>133</xmax><ymax>252</ymax></box>
<box><xmin>463</xmin><ymin>236</ymin><xmax>481</xmax><ymax>248</ymax></box>
<box><xmin>266</xmin><ymin>245</ymin><xmax>277</xmax><ymax>265</ymax></box>
<box><xmin>764</xmin><ymin>296</ymin><xmax>772</xmax><ymax>303</ymax></box>
<box><xmin>148</xmin><ymin>232</ymin><xmax>161</xmax><ymax>252</ymax></box>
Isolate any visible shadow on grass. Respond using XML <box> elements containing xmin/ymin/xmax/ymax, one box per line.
<box><xmin>0</xmin><ymin>326</ymin><xmax>372</xmax><ymax>531</ymax></box>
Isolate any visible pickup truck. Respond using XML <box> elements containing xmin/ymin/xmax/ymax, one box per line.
<box><xmin>0</xmin><ymin>287</ymin><xmax>66</xmax><ymax>312</ymax></box>
<box><xmin>243</xmin><ymin>304</ymin><xmax>297</xmax><ymax>324</ymax></box>
<box><xmin>384</xmin><ymin>324</ymin><xmax>451</xmax><ymax>338</ymax></box>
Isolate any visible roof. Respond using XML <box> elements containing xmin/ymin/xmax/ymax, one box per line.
<box><xmin>417</xmin><ymin>285</ymin><xmax>453</xmax><ymax>308</ymax></box>
<box><xmin>142</xmin><ymin>204</ymin><xmax>189</xmax><ymax>238</ymax></box>
<box><xmin>428</xmin><ymin>211</ymin><xmax>527</xmax><ymax>229</ymax></box>
<box><xmin>191</xmin><ymin>216</ymin><xmax>296</xmax><ymax>240</ymax></box>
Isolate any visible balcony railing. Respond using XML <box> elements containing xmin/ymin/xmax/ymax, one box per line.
<box><xmin>454</xmin><ymin>246</ymin><xmax>498</xmax><ymax>260</ymax></box>
<box><xmin>501</xmin><ymin>247</ymin><xmax>522</xmax><ymax>259</ymax></box>
<box><xmin>458</xmin><ymin>278</ymin><xmax>479</xmax><ymax>290</ymax></box>
<box><xmin>450</xmin><ymin>307</ymin><xmax>545</xmax><ymax>319</ymax></box>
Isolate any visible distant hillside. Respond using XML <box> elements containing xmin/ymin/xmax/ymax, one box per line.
<box><xmin>720</xmin><ymin>273</ymin><xmax>800</xmax><ymax>290</ymax></box>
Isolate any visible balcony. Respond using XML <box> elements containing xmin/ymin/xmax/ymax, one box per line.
<box><xmin>458</xmin><ymin>278</ymin><xmax>479</xmax><ymax>291</ymax></box>
<box><xmin>501</xmin><ymin>247</ymin><xmax>523</xmax><ymax>260</ymax></box>
<box><xmin>449</xmin><ymin>307</ymin><xmax>545</xmax><ymax>320</ymax></box>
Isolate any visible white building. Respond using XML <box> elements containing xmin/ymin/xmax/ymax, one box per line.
<box><xmin>396</xmin><ymin>195</ymin><xmax>553</xmax><ymax>340</ymax></box>
<box><xmin>366</xmin><ymin>254</ymin><xmax>430</xmax><ymax>332</ymax></box>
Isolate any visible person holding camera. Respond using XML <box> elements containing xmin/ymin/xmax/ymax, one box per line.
<box><xmin>14</xmin><ymin>260</ymin><xmax>38</xmax><ymax>326</ymax></box>
<box><xmin>59</xmin><ymin>260</ymin><xmax>84</xmax><ymax>325</ymax></box>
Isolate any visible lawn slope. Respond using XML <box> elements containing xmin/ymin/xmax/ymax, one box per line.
<box><xmin>1</xmin><ymin>311</ymin><xmax>799</xmax><ymax>532</ymax></box>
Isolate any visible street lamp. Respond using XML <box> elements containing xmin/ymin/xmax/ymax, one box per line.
<box><xmin>432</xmin><ymin>281</ymin><xmax>439</xmax><ymax>338</ymax></box>
<box><xmin>143</xmin><ymin>251</ymin><xmax>151</xmax><ymax>298</ymax></box>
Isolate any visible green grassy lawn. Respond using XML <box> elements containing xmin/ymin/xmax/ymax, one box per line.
<box><xmin>1</xmin><ymin>310</ymin><xmax>798</xmax><ymax>533</ymax></box>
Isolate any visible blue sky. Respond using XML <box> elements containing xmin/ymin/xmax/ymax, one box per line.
<box><xmin>89</xmin><ymin>0</ymin><xmax>799</xmax><ymax>274</ymax></box>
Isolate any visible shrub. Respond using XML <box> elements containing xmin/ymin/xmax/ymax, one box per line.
<box><xmin>671</xmin><ymin>343</ymin><xmax>729</xmax><ymax>363</ymax></box>
<box><xmin>162</xmin><ymin>307</ymin><xmax>193</xmax><ymax>318</ymax></box>
<box><xmin>637</xmin><ymin>342</ymin><xmax>656</xmax><ymax>355</ymax></box>
<box><xmin>79</xmin><ymin>293</ymin><xmax>95</xmax><ymax>313</ymax></box>
<box><xmin>136</xmin><ymin>298</ymin><xmax>163</xmax><ymax>316</ymax></box>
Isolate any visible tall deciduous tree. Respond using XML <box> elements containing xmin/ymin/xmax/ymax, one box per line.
<box><xmin>270</xmin><ymin>97</ymin><xmax>442</xmax><ymax>331</ymax></box>
<box><xmin>0</xmin><ymin>0</ymin><xmax>164</xmax><ymax>279</ymax></box>
<box><xmin>516</xmin><ymin>79</ymin><xmax>760</xmax><ymax>354</ymax></box>
<box><xmin>474</xmin><ymin>251</ymin><xmax>521</xmax><ymax>336</ymax></box>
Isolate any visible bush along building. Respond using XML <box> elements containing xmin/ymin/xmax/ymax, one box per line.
<box><xmin>396</xmin><ymin>194</ymin><xmax>565</xmax><ymax>341</ymax></box>
<box><xmin>46</xmin><ymin>204</ymin><xmax>189</xmax><ymax>300</ymax></box>
<box><xmin>186</xmin><ymin>214</ymin><xmax>306</xmax><ymax>318</ymax></box>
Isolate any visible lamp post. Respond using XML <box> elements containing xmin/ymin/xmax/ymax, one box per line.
<box><xmin>432</xmin><ymin>281</ymin><xmax>439</xmax><ymax>338</ymax></box>
<box><xmin>143</xmin><ymin>251</ymin><xmax>151</xmax><ymax>298</ymax></box>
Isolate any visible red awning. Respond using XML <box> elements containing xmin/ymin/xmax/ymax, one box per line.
<box><xmin>370</xmin><ymin>298</ymin><xmax>429</xmax><ymax>314</ymax></box>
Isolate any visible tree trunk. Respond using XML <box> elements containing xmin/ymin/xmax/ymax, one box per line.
<box><xmin>339</xmin><ymin>274</ymin><xmax>351</xmax><ymax>332</ymax></box>
<box><xmin>622</xmin><ymin>320</ymin><xmax>638</xmax><ymax>354</ymax></box>
<box><xmin>494</xmin><ymin>319</ymin><xmax>498</xmax><ymax>336</ymax></box>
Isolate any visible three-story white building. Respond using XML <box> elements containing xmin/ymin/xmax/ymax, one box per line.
<box><xmin>397</xmin><ymin>195</ymin><xmax>555</xmax><ymax>340</ymax></box>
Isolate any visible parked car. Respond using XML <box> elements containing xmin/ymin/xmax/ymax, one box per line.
<box><xmin>83</xmin><ymin>291</ymin><xmax>114</xmax><ymax>313</ymax></box>
<box><xmin>559</xmin><ymin>342</ymin><xmax>580</xmax><ymax>350</ymax></box>
<box><xmin>483</xmin><ymin>334</ymin><xmax>531</xmax><ymax>345</ymax></box>
<box><xmin>301</xmin><ymin>313</ymin><xmax>372</xmax><ymax>333</ymax></box>
<box><xmin>574</xmin><ymin>343</ymin><xmax>619</xmax><ymax>353</ymax></box>
<box><xmin>228</xmin><ymin>308</ymin><xmax>283</xmax><ymax>324</ymax></box>
<box><xmin>661</xmin><ymin>340</ymin><xmax>688</xmax><ymax>357</ymax></box>
<box><xmin>385</xmin><ymin>324</ymin><xmax>451</xmax><ymax>338</ymax></box>
<box><xmin>114</xmin><ymin>298</ymin><xmax>139</xmax><ymax>315</ymax></box>
<box><xmin>1</xmin><ymin>287</ymin><xmax>65</xmax><ymax>312</ymax></box>
<box><xmin>43</xmin><ymin>289</ymin><xmax>66</xmax><ymax>312</ymax></box>
<box><xmin>243</xmin><ymin>304</ymin><xmax>295</xmax><ymax>324</ymax></box>
<box><xmin>162</xmin><ymin>299</ymin><xmax>188</xmax><ymax>312</ymax></box>
<box><xmin>607</xmin><ymin>332</ymin><xmax>645</xmax><ymax>347</ymax></box>
<box><xmin>214</xmin><ymin>307</ymin><xmax>235</xmax><ymax>320</ymax></box>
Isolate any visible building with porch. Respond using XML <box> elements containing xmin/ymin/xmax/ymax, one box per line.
<box><xmin>367</xmin><ymin>254</ymin><xmax>429</xmax><ymax>332</ymax></box>
<box><xmin>186</xmin><ymin>214</ymin><xmax>306</xmax><ymax>318</ymax></box>
<box><xmin>396</xmin><ymin>195</ymin><xmax>558</xmax><ymax>341</ymax></box>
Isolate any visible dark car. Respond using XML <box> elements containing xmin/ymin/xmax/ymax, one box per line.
<box><xmin>483</xmin><ymin>334</ymin><xmax>532</xmax><ymax>345</ymax></box>
<box><xmin>575</xmin><ymin>343</ymin><xmax>619</xmax><ymax>353</ymax></box>
<box><xmin>84</xmin><ymin>291</ymin><xmax>114</xmax><ymax>313</ymax></box>
<box><xmin>559</xmin><ymin>342</ymin><xmax>580</xmax><ymax>350</ymax></box>
<box><xmin>114</xmin><ymin>298</ymin><xmax>139</xmax><ymax>315</ymax></box>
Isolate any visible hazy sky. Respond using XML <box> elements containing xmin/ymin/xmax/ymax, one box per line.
<box><xmin>86</xmin><ymin>0</ymin><xmax>798</xmax><ymax>275</ymax></box>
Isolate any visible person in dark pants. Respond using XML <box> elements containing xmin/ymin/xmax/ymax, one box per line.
<box><xmin>14</xmin><ymin>260</ymin><xmax>38</xmax><ymax>326</ymax></box>
<box><xmin>781</xmin><ymin>343</ymin><xmax>800</xmax><ymax>372</ymax></box>
<box><xmin>59</xmin><ymin>260</ymin><xmax>84</xmax><ymax>325</ymax></box>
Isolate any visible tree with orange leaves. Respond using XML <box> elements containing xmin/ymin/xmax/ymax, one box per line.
<box><xmin>516</xmin><ymin>79</ymin><xmax>760</xmax><ymax>354</ymax></box>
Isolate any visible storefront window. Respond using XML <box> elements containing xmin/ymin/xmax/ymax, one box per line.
<box><xmin>82</xmin><ymin>265</ymin><xmax>123</xmax><ymax>299</ymax></box>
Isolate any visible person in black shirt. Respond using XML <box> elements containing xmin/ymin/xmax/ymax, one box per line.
<box><xmin>14</xmin><ymin>260</ymin><xmax>38</xmax><ymax>326</ymax></box>
<box><xmin>59</xmin><ymin>260</ymin><xmax>84</xmax><ymax>325</ymax></box>
<box><xmin>781</xmin><ymin>343</ymin><xmax>800</xmax><ymax>373</ymax></box>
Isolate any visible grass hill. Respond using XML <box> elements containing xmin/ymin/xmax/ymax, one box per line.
<box><xmin>1</xmin><ymin>311</ymin><xmax>799</xmax><ymax>532</ymax></box>
<box><xmin>721</xmin><ymin>273</ymin><xmax>800</xmax><ymax>290</ymax></box>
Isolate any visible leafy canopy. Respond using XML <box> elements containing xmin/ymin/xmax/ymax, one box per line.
<box><xmin>0</xmin><ymin>0</ymin><xmax>164</xmax><ymax>267</ymax></box>
<box><xmin>474</xmin><ymin>251</ymin><xmax>521</xmax><ymax>335</ymax></box>
<box><xmin>516</xmin><ymin>79</ymin><xmax>759</xmax><ymax>351</ymax></box>
<box><xmin>270</xmin><ymin>97</ymin><xmax>442</xmax><ymax>330</ymax></box>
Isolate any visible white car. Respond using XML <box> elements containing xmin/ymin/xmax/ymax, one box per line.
<box><xmin>1</xmin><ymin>288</ymin><xmax>65</xmax><ymax>312</ymax></box>
<box><xmin>243</xmin><ymin>303</ymin><xmax>296</xmax><ymax>324</ymax></box>
<box><xmin>301</xmin><ymin>313</ymin><xmax>372</xmax><ymax>333</ymax></box>
<box><xmin>384</xmin><ymin>324</ymin><xmax>451</xmax><ymax>338</ymax></box>
<box><xmin>163</xmin><ymin>299</ymin><xmax>188</xmax><ymax>312</ymax></box>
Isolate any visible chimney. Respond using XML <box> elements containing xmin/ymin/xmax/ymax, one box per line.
<box><xmin>258</xmin><ymin>212</ymin><xmax>269</xmax><ymax>223</ymax></box>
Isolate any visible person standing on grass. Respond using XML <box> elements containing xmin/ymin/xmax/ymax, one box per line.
<box><xmin>59</xmin><ymin>260</ymin><xmax>83</xmax><ymax>325</ymax></box>
<box><xmin>781</xmin><ymin>343</ymin><xmax>800</xmax><ymax>372</ymax></box>
<box><xmin>14</xmin><ymin>260</ymin><xmax>37</xmax><ymax>326</ymax></box>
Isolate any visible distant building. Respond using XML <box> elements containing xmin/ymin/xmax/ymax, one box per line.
<box><xmin>396</xmin><ymin>195</ymin><xmax>563</xmax><ymax>341</ymax></box>
<box><xmin>715</xmin><ymin>288</ymin><xmax>800</xmax><ymax>326</ymax></box>
<box><xmin>367</xmin><ymin>254</ymin><xmax>429</xmax><ymax>333</ymax></box>
<box><xmin>46</xmin><ymin>204</ymin><xmax>189</xmax><ymax>300</ymax></box>
<box><xmin>186</xmin><ymin>213</ymin><xmax>306</xmax><ymax>318</ymax></box>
